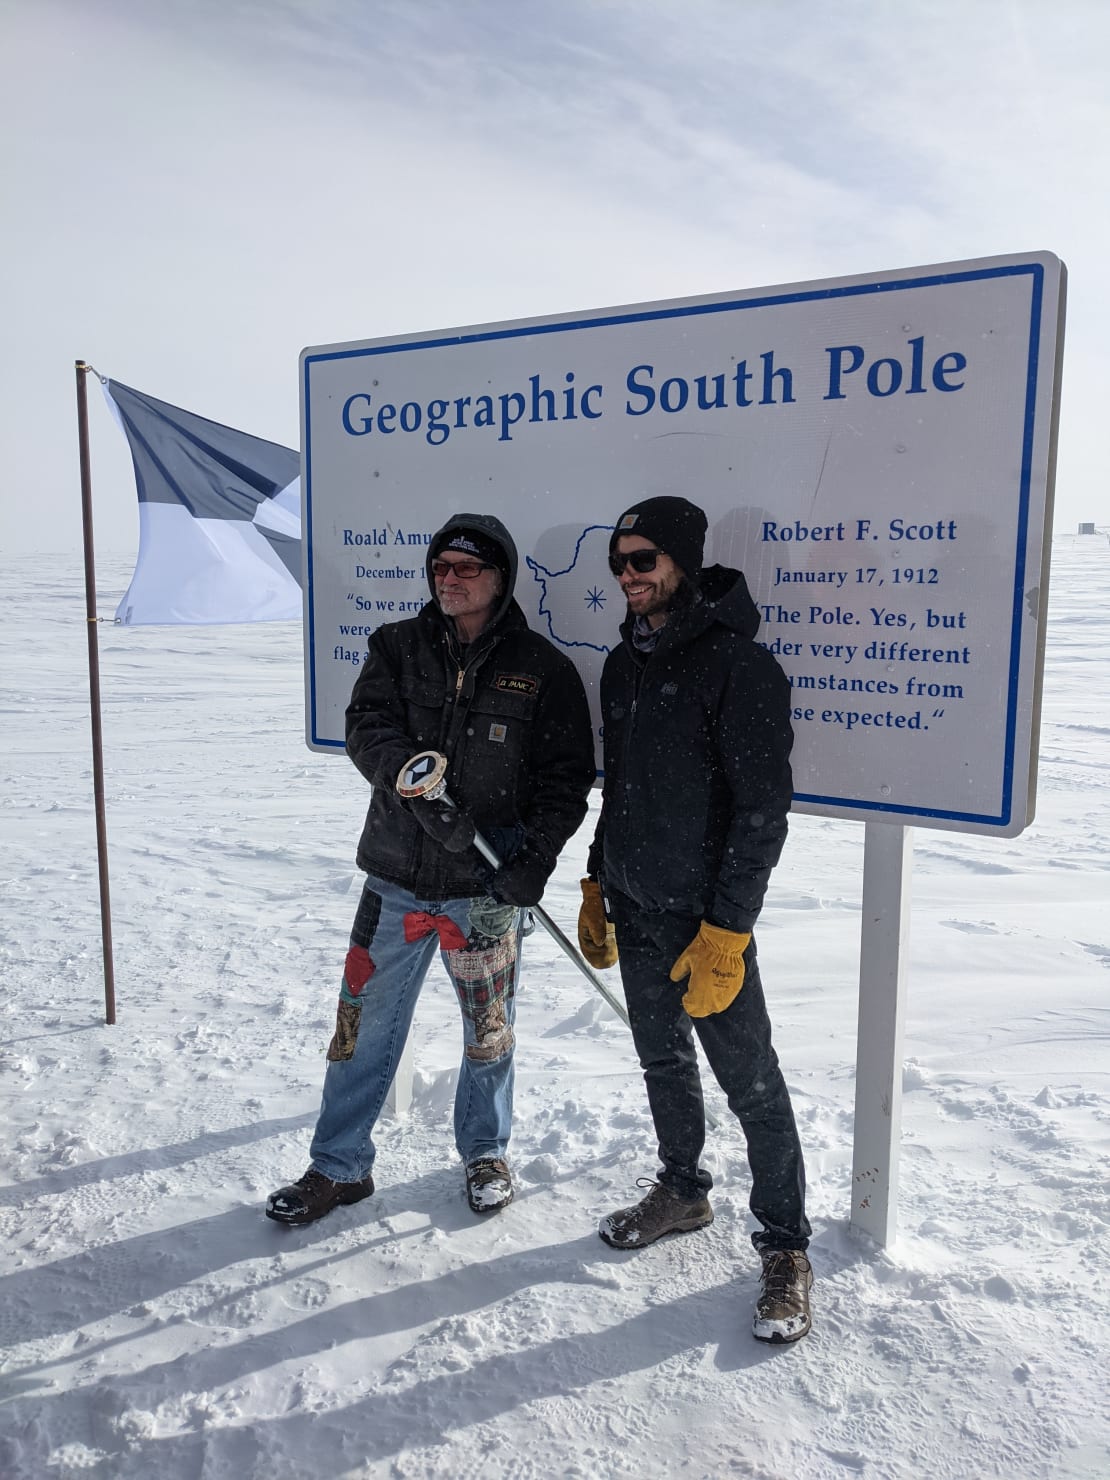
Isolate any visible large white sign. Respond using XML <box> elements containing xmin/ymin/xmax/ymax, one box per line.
<box><xmin>301</xmin><ymin>251</ymin><xmax>1065</xmax><ymax>836</ymax></box>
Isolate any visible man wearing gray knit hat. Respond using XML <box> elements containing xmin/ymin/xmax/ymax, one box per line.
<box><xmin>580</xmin><ymin>493</ymin><xmax>814</xmax><ymax>1344</ymax></box>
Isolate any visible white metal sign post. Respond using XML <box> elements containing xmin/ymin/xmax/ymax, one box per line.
<box><xmin>853</xmin><ymin>821</ymin><xmax>915</xmax><ymax>1244</ymax></box>
<box><xmin>301</xmin><ymin>252</ymin><xmax>1065</xmax><ymax>1244</ymax></box>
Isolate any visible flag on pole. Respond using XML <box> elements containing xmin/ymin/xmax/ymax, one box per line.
<box><xmin>103</xmin><ymin>378</ymin><xmax>302</xmax><ymax>625</ymax></box>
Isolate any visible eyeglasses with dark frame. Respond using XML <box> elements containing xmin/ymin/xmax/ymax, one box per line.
<box><xmin>431</xmin><ymin>558</ymin><xmax>495</xmax><ymax>580</ymax></box>
<box><xmin>608</xmin><ymin>547</ymin><xmax>663</xmax><ymax>578</ymax></box>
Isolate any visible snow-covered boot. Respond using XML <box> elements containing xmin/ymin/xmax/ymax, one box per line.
<box><xmin>266</xmin><ymin>1167</ymin><xmax>374</xmax><ymax>1226</ymax></box>
<box><xmin>598</xmin><ymin>1178</ymin><xmax>713</xmax><ymax>1249</ymax></box>
<box><xmin>466</xmin><ymin>1157</ymin><xmax>514</xmax><ymax>1213</ymax></box>
<box><xmin>752</xmin><ymin>1248</ymin><xmax>813</xmax><ymax>1343</ymax></box>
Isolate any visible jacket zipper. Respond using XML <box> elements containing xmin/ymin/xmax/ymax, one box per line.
<box><xmin>442</xmin><ymin>633</ymin><xmax>501</xmax><ymax>756</ymax></box>
<box><xmin>623</xmin><ymin>653</ymin><xmax>647</xmax><ymax>774</ymax></box>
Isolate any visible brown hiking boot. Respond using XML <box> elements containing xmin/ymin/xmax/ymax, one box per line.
<box><xmin>266</xmin><ymin>1167</ymin><xmax>374</xmax><ymax>1226</ymax></box>
<box><xmin>753</xmin><ymin>1248</ymin><xmax>813</xmax><ymax>1343</ymax></box>
<box><xmin>465</xmin><ymin>1157</ymin><xmax>514</xmax><ymax>1213</ymax></box>
<box><xmin>599</xmin><ymin>1179</ymin><xmax>713</xmax><ymax>1249</ymax></box>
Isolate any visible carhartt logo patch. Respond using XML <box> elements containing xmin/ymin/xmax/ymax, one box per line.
<box><xmin>494</xmin><ymin>672</ymin><xmax>538</xmax><ymax>696</ymax></box>
<box><xmin>618</xmin><ymin>513</ymin><xmax>640</xmax><ymax>531</ymax></box>
<box><xmin>489</xmin><ymin>723</ymin><xmax>507</xmax><ymax>743</ymax></box>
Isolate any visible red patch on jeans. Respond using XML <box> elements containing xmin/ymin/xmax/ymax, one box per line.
<box><xmin>344</xmin><ymin>946</ymin><xmax>375</xmax><ymax>996</ymax></box>
<box><xmin>403</xmin><ymin>910</ymin><xmax>468</xmax><ymax>951</ymax></box>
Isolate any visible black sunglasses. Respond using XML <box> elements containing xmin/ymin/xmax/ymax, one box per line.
<box><xmin>608</xmin><ymin>548</ymin><xmax>662</xmax><ymax>577</ymax></box>
<box><xmin>430</xmin><ymin>558</ymin><xmax>494</xmax><ymax>579</ymax></box>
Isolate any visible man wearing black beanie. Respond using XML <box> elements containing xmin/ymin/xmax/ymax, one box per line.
<box><xmin>579</xmin><ymin>494</ymin><xmax>814</xmax><ymax>1344</ymax></box>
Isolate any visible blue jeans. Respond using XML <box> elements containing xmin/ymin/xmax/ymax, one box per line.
<box><xmin>309</xmin><ymin>872</ymin><xmax>520</xmax><ymax>1182</ymax></box>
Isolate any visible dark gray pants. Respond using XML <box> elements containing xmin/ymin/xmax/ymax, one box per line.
<box><xmin>610</xmin><ymin>888</ymin><xmax>810</xmax><ymax>1251</ymax></box>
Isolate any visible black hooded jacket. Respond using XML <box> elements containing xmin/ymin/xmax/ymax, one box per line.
<box><xmin>587</xmin><ymin>564</ymin><xmax>793</xmax><ymax>934</ymax></box>
<box><xmin>346</xmin><ymin>512</ymin><xmax>595</xmax><ymax>900</ymax></box>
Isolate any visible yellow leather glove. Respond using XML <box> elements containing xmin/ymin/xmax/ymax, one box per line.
<box><xmin>669</xmin><ymin>921</ymin><xmax>752</xmax><ymax>1017</ymax></box>
<box><xmin>578</xmin><ymin>878</ymin><xmax>618</xmax><ymax>969</ymax></box>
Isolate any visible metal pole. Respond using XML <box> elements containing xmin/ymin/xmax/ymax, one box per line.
<box><xmin>75</xmin><ymin>361</ymin><xmax>117</xmax><ymax>1025</ymax></box>
<box><xmin>466</xmin><ymin>828</ymin><xmax>631</xmax><ymax>1027</ymax></box>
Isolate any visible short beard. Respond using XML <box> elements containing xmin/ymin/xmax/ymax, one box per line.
<box><xmin>437</xmin><ymin>571</ymin><xmax>503</xmax><ymax>628</ymax></box>
<box><xmin>632</xmin><ymin>570</ymin><xmax>684</xmax><ymax>622</ymax></box>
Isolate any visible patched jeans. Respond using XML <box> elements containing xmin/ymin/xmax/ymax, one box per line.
<box><xmin>610</xmin><ymin>887</ymin><xmax>811</xmax><ymax>1252</ymax></box>
<box><xmin>309</xmin><ymin>872</ymin><xmax>520</xmax><ymax>1183</ymax></box>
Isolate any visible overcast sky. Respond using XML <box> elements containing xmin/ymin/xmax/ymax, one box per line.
<box><xmin>3</xmin><ymin>0</ymin><xmax>1108</xmax><ymax>556</ymax></box>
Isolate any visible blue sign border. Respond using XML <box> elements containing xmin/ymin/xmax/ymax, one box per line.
<box><xmin>303</xmin><ymin>260</ymin><xmax>1050</xmax><ymax>829</ymax></box>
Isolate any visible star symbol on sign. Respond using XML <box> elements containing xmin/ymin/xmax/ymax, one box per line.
<box><xmin>585</xmin><ymin>587</ymin><xmax>606</xmax><ymax>611</ymax></box>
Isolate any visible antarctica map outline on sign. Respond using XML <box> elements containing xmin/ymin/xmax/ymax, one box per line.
<box><xmin>526</xmin><ymin>515</ymin><xmax>971</xmax><ymax>747</ymax></box>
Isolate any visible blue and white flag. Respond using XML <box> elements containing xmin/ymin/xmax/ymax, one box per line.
<box><xmin>103</xmin><ymin>379</ymin><xmax>301</xmax><ymax>625</ymax></box>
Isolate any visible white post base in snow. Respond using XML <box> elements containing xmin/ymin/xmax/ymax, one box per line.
<box><xmin>850</xmin><ymin>820</ymin><xmax>913</xmax><ymax>1248</ymax></box>
<box><xmin>385</xmin><ymin>1035</ymin><xmax>414</xmax><ymax>1117</ymax></box>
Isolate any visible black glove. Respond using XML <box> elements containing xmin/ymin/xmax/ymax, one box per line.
<box><xmin>484</xmin><ymin>823</ymin><xmax>525</xmax><ymax>866</ymax></box>
<box><xmin>411</xmin><ymin>799</ymin><xmax>476</xmax><ymax>854</ymax></box>
<box><xmin>491</xmin><ymin>844</ymin><xmax>552</xmax><ymax>906</ymax></box>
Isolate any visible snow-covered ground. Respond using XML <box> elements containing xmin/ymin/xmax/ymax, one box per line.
<box><xmin>1</xmin><ymin>537</ymin><xmax>1108</xmax><ymax>1479</ymax></box>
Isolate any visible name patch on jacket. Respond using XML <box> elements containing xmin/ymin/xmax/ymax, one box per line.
<box><xmin>494</xmin><ymin>672</ymin><xmax>538</xmax><ymax>696</ymax></box>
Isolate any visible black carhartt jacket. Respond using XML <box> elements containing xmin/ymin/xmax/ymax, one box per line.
<box><xmin>346</xmin><ymin>513</ymin><xmax>595</xmax><ymax>900</ymax></box>
<box><xmin>587</xmin><ymin>564</ymin><xmax>793</xmax><ymax>934</ymax></box>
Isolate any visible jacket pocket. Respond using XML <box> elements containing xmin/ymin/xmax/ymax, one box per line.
<box><xmin>400</xmin><ymin>673</ymin><xmax>448</xmax><ymax>747</ymax></box>
<box><xmin>451</xmin><ymin>687</ymin><xmax>535</xmax><ymax>820</ymax></box>
<box><xmin>465</xmin><ymin>687</ymin><xmax>535</xmax><ymax>763</ymax></box>
<box><xmin>469</xmin><ymin>686</ymin><xmax>538</xmax><ymax>722</ymax></box>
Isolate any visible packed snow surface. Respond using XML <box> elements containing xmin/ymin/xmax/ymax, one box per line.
<box><xmin>2</xmin><ymin>539</ymin><xmax>1108</xmax><ymax>1478</ymax></box>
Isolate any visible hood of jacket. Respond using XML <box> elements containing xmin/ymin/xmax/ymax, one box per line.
<box><xmin>425</xmin><ymin>511</ymin><xmax>519</xmax><ymax>632</ymax></box>
<box><xmin>618</xmin><ymin>562</ymin><xmax>761</xmax><ymax>653</ymax></box>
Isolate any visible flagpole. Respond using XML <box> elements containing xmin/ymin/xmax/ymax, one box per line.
<box><xmin>76</xmin><ymin>360</ymin><xmax>117</xmax><ymax>1025</ymax></box>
